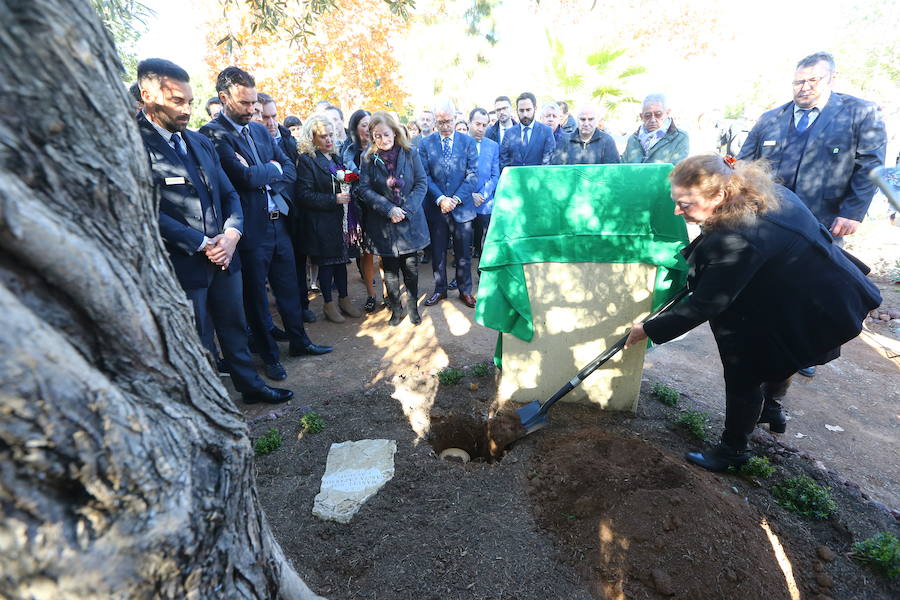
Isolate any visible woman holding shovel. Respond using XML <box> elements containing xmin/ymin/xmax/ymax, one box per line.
<box><xmin>625</xmin><ymin>155</ymin><xmax>881</xmax><ymax>472</ymax></box>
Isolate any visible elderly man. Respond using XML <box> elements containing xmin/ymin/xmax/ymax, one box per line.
<box><xmin>622</xmin><ymin>93</ymin><xmax>689</xmax><ymax>164</ymax></box>
<box><xmin>737</xmin><ymin>51</ymin><xmax>886</xmax><ymax>378</ymax></box>
<box><xmin>540</xmin><ymin>101</ymin><xmax>567</xmax><ymax>147</ymax></box>
<box><xmin>552</xmin><ymin>105</ymin><xmax>620</xmax><ymax>165</ymax></box>
<box><xmin>418</xmin><ymin>100</ymin><xmax>479</xmax><ymax>308</ymax></box>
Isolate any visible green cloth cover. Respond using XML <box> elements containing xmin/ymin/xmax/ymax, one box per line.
<box><xmin>474</xmin><ymin>164</ymin><xmax>690</xmax><ymax>358</ymax></box>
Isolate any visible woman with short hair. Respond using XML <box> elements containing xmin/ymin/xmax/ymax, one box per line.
<box><xmin>626</xmin><ymin>155</ymin><xmax>880</xmax><ymax>471</ymax></box>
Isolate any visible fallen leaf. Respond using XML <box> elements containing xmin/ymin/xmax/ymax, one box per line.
<box><xmin>824</xmin><ymin>424</ymin><xmax>844</xmax><ymax>432</ymax></box>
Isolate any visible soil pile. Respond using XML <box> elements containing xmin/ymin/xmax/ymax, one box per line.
<box><xmin>529</xmin><ymin>428</ymin><xmax>805</xmax><ymax>599</ymax></box>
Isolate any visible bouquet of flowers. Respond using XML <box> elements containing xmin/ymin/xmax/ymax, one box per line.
<box><xmin>334</xmin><ymin>169</ymin><xmax>359</xmax><ymax>194</ymax></box>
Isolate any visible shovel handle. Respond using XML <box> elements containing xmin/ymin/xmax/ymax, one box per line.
<box><xmin>532</xmin><ymin>287</ymin><xmax>689</xmax><ymax>420</ymax></box>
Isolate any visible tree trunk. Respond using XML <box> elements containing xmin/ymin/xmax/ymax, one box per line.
<box><xmin>0</xmin><ymin>2</ymin><xmax>323</xmax><ymax>598</ymax></box>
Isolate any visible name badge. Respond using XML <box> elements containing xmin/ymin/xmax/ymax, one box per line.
<box><xmin>763</xmin><ymin>140</ymin><xmax>776</xmax><ymax>147</ymax></box>
<box><xmin>165</xmin><ymin>177</ymin><xmax>186</xmax><ymax>185</ymax></box>
<box><xmin>832</xmin><ymin>148</ymin><xmax>840</xmax><ymax>154</ymax></box>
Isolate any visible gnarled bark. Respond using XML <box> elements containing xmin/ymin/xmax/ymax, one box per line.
<box><xmin>0</xmin><ymin>2</ymin><xmax>322</xmax><ymax>598</ymax></box>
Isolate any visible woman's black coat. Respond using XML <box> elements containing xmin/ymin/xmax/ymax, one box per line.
<box><xmin>357</xmin><ymin>147</ymin><xmax>430</xmax><ymax>257</ymax></box>
<box><xmin>644</xmin><ymin>188</ymin><xmax>881</xmax><ymax>381</ymax></box>
<box><xmin>295</xmin><ymin>151</ymin><xmax>346</xmax><ymax>258</ymax></box>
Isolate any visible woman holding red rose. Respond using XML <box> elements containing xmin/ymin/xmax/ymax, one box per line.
<box><xmin>358</xmin><ymin>111</ymin><xmax>430</xmax><ymax>326</ymax></box>
<box><xmin>295</xmin><ymin>115</ymin><xmax>363</xmax><ymax>323</ymax></box>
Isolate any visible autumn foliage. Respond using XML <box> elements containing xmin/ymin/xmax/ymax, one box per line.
<box><xmin>203</xmin><ymin>0</ymin><xmax>409</xmax><ymax>120</ymax></box>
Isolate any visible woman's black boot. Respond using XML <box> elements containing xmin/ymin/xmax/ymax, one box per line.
<box><xmin>384</xmin><ymin>270</ymin><xmax>405</xmax><ymax>326</ymax></box>
<box><xmin>757</xmin><ymin>378</ymin><xmax>790</xmax><ymax>434</ymax></box>
<box><xmin>686</xmin><ymin>386</ymin><xmax>762</xmax><ymax>472</ymax></box>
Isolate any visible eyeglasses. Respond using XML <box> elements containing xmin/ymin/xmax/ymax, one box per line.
<box><xmin>792</xmin><ymin>76</ymin><xmax>826</xmax><ymax>88</ymax></box>
<box><xmin>641</xmin><ymin>111</ymin><xmax>665</xmax><ymax>120</ymax></box>
<box><xmin>435</xmin><ymin>119</ymin><xmax>453</xmax><ymax>126</ymax></box>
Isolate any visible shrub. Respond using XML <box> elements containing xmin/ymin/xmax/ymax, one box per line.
<box><xmin>437</xmin><ymin>367</ymin><xmax>464</xmax><ymax>385</ymax></box>
<box><xmin>652</xmin><ymin>383</ymin><xmax>679</xmax><ymax>406</ymax></box>
<box><xmin>300</xmin><ymin>412</ymin><xmax>325</xmax><ymax>434</ymax></box>
<box><xmin>472</xmin><ymin>362</ymin><xmax>491</xmax><ymax>377</ymax></box>
<box><xmin>254</xmin><ymin>428</ymin><xmax>283</xmax><ymax>456</ymax></box>
<box><xmin>852</xmin><ymin>532</ymin><xmax>900</xmax><ymax>578</ymax></box>
<box><xmin>732</xmin><ymin>456</ymin><xmax>776</xmax><ymax>478</ymax></box>
<box><xmin>677</xmin><ymin>410</ymin><xmax>710</xmax><ymax>441</ymax></box>
<box><xmin>772</xmin><ymin>475</ymin><xmax>837</xmax><ymax>519</ymax></box>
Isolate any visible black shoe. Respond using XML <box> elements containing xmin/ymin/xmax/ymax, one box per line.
<box><xmin>798</xmin><ymin>366</ymin><xmax>816</xmax><ymax>377</ymax></box>
<box><xmin>448</xmin><ymin>278</ymin><xmax>458</xmax><ymax>290</ymax></box>
<box><xmin>424</xmin><ymin>291</ymin><xmax>447</xmax><ymax>306</ymax></box>
<box><xmin>270</xmin><ymin>326</ymin><xmax>289</xmax><ymax>341</ymax></box>
<box><xmin>264</xmin><ymin>362</ymin><xmax>287</xmax><ymax>380</ymax></box>
<box><xmin>685</xmin><ymin>443</ymin><xmax>751</xmax><ymax>472</ymax></box>
<box><xmin>242</xmin><ymin>386</ymin><xmax>293</xmax><ymax>405</ymax></box>
<box><xmin>364</xmin><ymin>296</ymin><xmax>378</xmax><ymax>313</ymax></box>
<box><xmin>216</xmin><ymin>358</ymin><xmax>231</xmax><ymax>377</ymax></box>
<box><xmin>409</xmin><ymin>306</ymin><xmax>421</xmax><ymax>325</ymax></box>
<box><xmin>289</xmin><ymin>341</ymin><xmax>333</xmax><ymax>356</ymax></box>
<box><xmin>302</xmin><ymin>308</ymin><xmax>317</xmax><ymax>323</ymax></box>
<box><xmin>757</xmin><ymin>406</ymin><xmax>787</xmax><ymax>434</ymax></box>
<box><xmin>389</xmin><ymin>308</ymin><xmax>407</xmax><ymax>326</ymax></box>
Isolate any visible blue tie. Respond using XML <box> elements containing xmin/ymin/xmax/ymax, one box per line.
<box><xmin>171</xmin><ymin>132</ymin><xmax>187</xmax><ymax>158</ymax></box>
<box><xmin>795</xmin><ymin>109</ymin><xmax>811</xmax><ymax>133</ymax></box>
<box><xmin>442</xmin><ymin>136</ymin><xmax>452</xmax><ymax>169</ymax></box>
<box><xmin>522</xmin><ymin>126</ymin><xmax>531</xmax><ymax>146</ymax></box>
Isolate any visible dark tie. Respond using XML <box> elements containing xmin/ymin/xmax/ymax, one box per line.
<box><xmin>795</xmin><ymin>109</ymin><xmax>811</xmax><ymax>133</ymax></box>
<box><xmin>522</xmin><ymin>126</ymin><xmax>531</xmax><ymax>146</ymax></box>
<box><xmin>171</xmin><ymin>132</ymin><xmax>187</xmax><ymax>158</ymax></box>
<box><xmin>242</xmin><ymin>126</ymin><xmax>289</xmax><ymax>214</ymax></box>
<box><xmin>442</xmin><ymin>136</ymin><xmax>452</xmax><ymax>167</ymax></box>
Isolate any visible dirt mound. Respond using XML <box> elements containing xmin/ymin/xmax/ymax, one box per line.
<box><xmin>529</xmin><ymin>428</ymin><xmax>806</xmax><ymax>599</ymax></box>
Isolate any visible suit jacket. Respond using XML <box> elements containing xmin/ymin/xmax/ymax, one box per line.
<box><xmin>418</xmin><ymin>131</ymin><xmax>479</xmax><ymax>223</ymax></box>
<box><xmin>737</xmin><ymin>93</ymin><xmax>886</xmax><ymax>227</ymax></box>
<box><xmin>275</xmin><ymin>124</ymin><xmax>300</xmax><ymax>204</ymax></box>
<box><xmin>295</xmin><ymin>151</ymin><xmax>347</xmax><ymax>258</ymax></box>
<box><xmin>137</xmin><ymin>112</ymin><xmax>243</xmax><ymax>289</ymax></box>
<box><xmin>485</xmin><ymin>119</ymin><xmax>516</xmax><ymax>145</ymax></box>
<box><xmin>199</xmin><ymin>115</ymin><xmax>297</xmax><ymax>248</ymax></box>
<box><xmin>644</xmin><ymin>188</ymin><xmax>881</xmax><ymax>381</ymax></box>
<box><xmin>473</xmin><ymin>137</ymin><xmax>500</xmax><ymax>215</ymax></box>
<box><xmin>499</xmin><ymin>121</ymin><xmax>556</xmax><ymax>171</ymax></box>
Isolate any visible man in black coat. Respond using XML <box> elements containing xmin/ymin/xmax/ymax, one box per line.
<box><xmin>200</xmin><ymin>67</ymin><xmax>331</xmax><ymax>383</ymax></box>
<box><xmin>136</xmin><ymin>58</ymin><xmax>291</xmax><ymax>405</ymax></box>
<box><xmin>551</xmin><ymin>104</ymin><xmax>620</xmax><ymax>165</ymax></box>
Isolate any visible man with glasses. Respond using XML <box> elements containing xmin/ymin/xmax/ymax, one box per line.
<box><xmin>622</xmin><ymin>93</ymin><xmax>689</xmax><ymax>165</ymax></box>
<box><xmin>485</xmin><ymin>96</ymin><xmax>517</xmax><ymax>145</ymax></box>
<box><xmin>737</xmin><ymin>51</ymin><xmax>886</xmax><ymax>378</ymax></box>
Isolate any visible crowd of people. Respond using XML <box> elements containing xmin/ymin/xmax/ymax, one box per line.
<box><xmin>134</xmin><ymin>51</ymin><xmax>887</xmax><ymax>473</ymax></box>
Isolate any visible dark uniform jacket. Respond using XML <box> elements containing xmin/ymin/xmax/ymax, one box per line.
<box><xmin>551</xmin><ymin>128</ymin><xmax>621</xmax><ymax>165</ymax></box>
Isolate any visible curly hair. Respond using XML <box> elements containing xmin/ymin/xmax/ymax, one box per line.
<box><xmin>297</xmin><ymin>114</ymin><xmax>335</xmax><ymax>157</ymax></box>
<box><xmin>670</xmin><ymin>154</ymin><xmax>780</xmax><ymax>229</ymax></box>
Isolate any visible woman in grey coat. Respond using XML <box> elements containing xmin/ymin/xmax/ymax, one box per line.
<box><xmin>358</xmin><ymin>111</ymin><xmax>430</xmax><ymax>326</ymax></box>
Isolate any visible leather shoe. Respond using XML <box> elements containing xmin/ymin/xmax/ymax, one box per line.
<box><xmin>798</xmin><ymin>366</ymin><xmax>816</xmax><ymax>378</ymax></box>
<box><xmin>289</xmin><ymin>341</ymin><xmax>333</xmax><ymax>356</ymax></box>
<box><xmin>264</xmin><ymin>362</ymin><xmax>287</xmax><ymax>380</ymax></box>
<box><xmin>685</xmin><ymin>443</ymin><xmax>751</xmax><ymax>472</ymax></box>
<box><xmin>757</xmin><ymin>406</ymin><xmax>787</xmax><ymax>434</ymax></box>
<box><xmin>216</xmin><ymin>358</ymin><xmax>231</xmax><ymax>377</ymax></box>
<box><xmin>459</xmin><ymin>293</ymin><xmax>476</xmax><ymax>308</ymax></box>
<box><xmin>424</xmin><ymin>292</ymin><xmax>447</xmax><ymax>306</ymax></box>
<box><xmin>303</xmin><ymin>308</ymin><xmax>317</xmax><ymax>323</ymax></box>
<box><xmin>448</xmin><ymin>278</ymin><xmax>458</xmax><ymax>290</ymax></box>
<box><xmin>270</xmin><ymin>326</ymin><xmax>289</xmax><ymax>341</ymax></box>
<box><xmin>242</xmin><ymin>386</ymin><xmax>293</xmax><ymax>405</ymax></box>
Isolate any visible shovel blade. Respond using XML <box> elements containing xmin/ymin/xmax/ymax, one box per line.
<box><xmin>516</xmin><ymin>401</ymin><xmax>549</xmax><ymax>434</ymax></box>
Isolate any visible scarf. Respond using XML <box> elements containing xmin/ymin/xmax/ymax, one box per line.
<box><xmin>638</xmin><ymin>118</ymin><xmax>672</xmax><ymax>154</ymax></box>
<box><xmin>376</xmin><ymin>145</ymin><xmax>404</xmax><ymax>205</ymax></box>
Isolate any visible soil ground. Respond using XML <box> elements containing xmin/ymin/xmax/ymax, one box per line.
<box><xmin>233</xmin><ymin>218</ymin><xmax>899</xmax><ymax>599</ymax></box>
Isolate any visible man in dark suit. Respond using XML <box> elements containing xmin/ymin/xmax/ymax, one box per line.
<box><xmin>484</xmin><ymin>96</ymin><xmax>516</xmax><ymax>146</ymax></box>
<box><xmin>200</xmin><ymin>67</ymin><xmax>331</xmax><ymax>383</ymax></box>
<box><xmin>499</xmin><ymin>92</ymin><xmax>557</xmax><ymax>171</ymax></box>
<box><xmin>468</xmin><ymin>108</ymin><xmax>500</xmax><ymax>258</ymax></box>
<box><xmin>418</xmin><ymin>100</ymin><xmax>479</xmax><ymax>308</ymax></box>
<box><xmin>259</xmin><ymin>93</ymin><xmax>316</xmax><ymax>325</ymax></box>
<box><xmin>135</xmin><ymin>58</ymin><xmax>292</xmax><ymax>405</ymax></box>
<box><xmin>737</xmin><ymin>51</ymin><xmax>886</xmax><ymax>377</ymax></box>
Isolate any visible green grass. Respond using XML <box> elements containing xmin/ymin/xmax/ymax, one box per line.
<box><xmin>729</xmin><ymin>456</ymin><xmax>776</xmax><ymax>478</ymax></box>
<box><xmin>852</xmin><ymin>532</ymin><xmax>900</xmax><ymax>578</ymax></box>
<box><xmin>677</xmin><ymin>410</ymin><xmax>710</xmax><ymax>441</ymax></box>
<box><xmin>772</xmin><ymin>475</ymin><xmax>837</xmax><ymax>519</ymax></box>
<box><xmin>651</xmin><ymin>383</ymin><xmax>679</xmax><ymax>406</ymax></box>
<box><xmin>254</xmin><ymin>428</ymin><xmax>283</xmax><ymax>456</ymax></box>
<box><xmin>300</xmin><ymin>412</ymin><xmax>325</xmax><ymax>434</ymax></box>
<box><xmin>472</xmin><ymin>362</ymin><xmax>491</xmax><ymax>377</ymax></box>
<box><xmin>437</xmin><ymin>367</ymin><xmax>464</xmax><ymax>385</ymax></box>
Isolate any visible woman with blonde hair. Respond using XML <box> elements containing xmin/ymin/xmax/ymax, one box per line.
<box><xmin>626</xmin><ymin>155</ymin><xmax>880</xmax><ymax>471</ymax></box>
<box><xmin>295</xmin><ymin>114</ymin><xmax>363</xmax><ymax>323</ymax></box>
<box><xmin>357</xmin><ymin>111</ymin><xmax>430</xmax><ymax>325</ymax></box>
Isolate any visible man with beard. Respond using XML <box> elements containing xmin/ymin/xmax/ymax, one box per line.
<box><xmin>499</xmin><ymin>92</ymin><xmax>556</xmax><ymax>171</ymax></box>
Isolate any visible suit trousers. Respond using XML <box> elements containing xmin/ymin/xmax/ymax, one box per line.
<box><xmin>473</xmin><ymin>213</ymin><xmax>492</xmax><ymax>256</ymax></box>
<box><xmin>428</xmin><ymin>212</ymin><xmax>474</xmax><ymax>295</ymax></box>
<box><xmin>240</xmin><ymin>218</ymin><xmax>310</xmax><ymax>365</ymax></box>
<box><xmin>186</xmin><ymin>268</ymin><xmax>265</xmax><ymax>394</ymax></box>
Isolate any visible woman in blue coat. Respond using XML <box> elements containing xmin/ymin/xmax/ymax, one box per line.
<box><xmin>358</xmin><ymin>111</ymin><xmax>430</xmax><ymax>326</ymax></box>
<box><xmin>626</xmin><ymin>155</ymin><xmax>881</xmax><ymax>471</ymax></box>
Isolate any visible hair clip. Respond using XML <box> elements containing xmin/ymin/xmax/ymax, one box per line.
<box><xmin>723</xmin><ymin>155</ymin><xmax>737</xmax><ymax>169</ymax></box>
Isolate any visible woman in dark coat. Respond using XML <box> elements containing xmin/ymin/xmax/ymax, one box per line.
<box><xmin>357</xmin><ymin>111</ymin><xmax>430</xmax><ymax>326</ymax></box>
<box><xmin>626</xmin><ymin>155</ymin><xmax>881</xmax><ymax>471</ymax></box>
<box><xmin>295</xmin><ymin>115</ymin><xmax>363</xmax><ymax>323</ymax></box>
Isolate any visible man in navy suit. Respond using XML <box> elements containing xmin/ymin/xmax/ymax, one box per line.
<box><xmin>738</xmin><ymin>51</ymin><xmax>886</xmax><ymax>378</ymax></box>
<box><xmin>484</xmin><ymin>96</ymin><xmax>516</xmax><ymax>146</ymax></box>
<box><xmin>201</xmin><ymin>67</ymin><xmax>331</xmax><ymax>383</ymax></box>
<box><xmin>499</xmin><ymin>92</ymin><xmax>557</xmax><ymax>171</ymax></box>
<box><xmin>468</xmin><ymin>108</ymin><xmax>500</xmax><ymax>258</ymax></box>
<box><xmin>418</xmin><ymin>100</ymin><xmax>479</xmax><ymax>308</ymax></box>
<box><xmin>136</xmin><ymin>58</ymin><xmax>292</xmax><ymax>405</ymax></box>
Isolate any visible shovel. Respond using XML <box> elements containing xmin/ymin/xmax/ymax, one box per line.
<box><xmin>515</xmin><ymin>287</ymin><xmax>690</xmax><ymax>435</ymax></box>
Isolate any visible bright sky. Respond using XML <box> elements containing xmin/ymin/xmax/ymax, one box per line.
<box><xmin>134</xmin><ymin>0</ymin><xmax>208</xmax><ymax>76</ymax></box>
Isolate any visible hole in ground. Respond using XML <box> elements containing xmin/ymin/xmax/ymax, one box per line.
<box><xmin>428</xmin><ymin>415</ymin><xmax>505</xmax><ymax>463</ymax></box>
